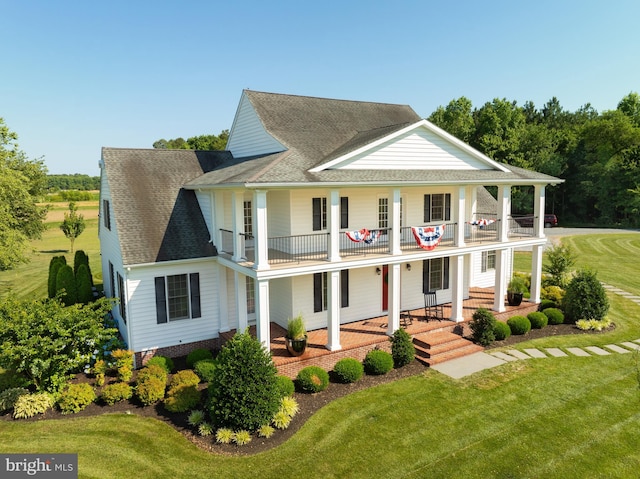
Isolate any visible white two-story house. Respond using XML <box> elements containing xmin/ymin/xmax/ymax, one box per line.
<box><xmin>99</xmin><ymin>90</ymin><xmax>562</xmax><ymax>365</ymax></box>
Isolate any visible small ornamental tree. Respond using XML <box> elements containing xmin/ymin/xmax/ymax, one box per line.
<box><xmin>563</xmin><ymin>268</ymin><xmax>609</xmax><ymax>322</ymax></box>
<box><xmin>542</xmin><ymin>243</ymin><xmax>576</xmax><ymax>288</ymax></box>
<box><xmin>55</xmin><ymin>264</ymin><xmax>78</xmax><ymax>306</ymax></box>
<box><xmin>469</xmin><ymin>308</ymin><xmax>496</xmax><ymax>346</ymax></box>
<box><xmin>390</xmin><ymin>328</ymin><xmax>415</xmax><ymax>368</ymax></box>
<box><xmin>207</xmin><ymin>331</ymin><xmax>280</xmax><ymax>431</ymax></box>
<box><xmin>59</xmin><ymin>201</ymin><xmax>85</xmax><ymax>254</ymax></box>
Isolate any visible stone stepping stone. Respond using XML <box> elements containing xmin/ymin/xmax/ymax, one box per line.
<box><xmin>585</xmin><ymin>346</ymin><xmax>611</xmax><ymax>356</ymax></box>
<box><xmin>633</xmin><ymin>339</ymin><xmax>640</xmax><ymax>345</ymax></box>
<box><xmin>505</xmin><ymin>350</ymin><xmax>532</xmax><ymax>360</ymax></box>
<box><xmin>490</xmin><ymin>351</ymin><xmax>520</xmax><ymax>362</ymax></box>
<box><xmin>523</xmin><ymin>348</ymin><xmax>547</xmax><ymax>358</ymax></box>
<box><xmin>545</xmin><ymin>348</ymin><xmax>568</xmax><ymax>357</ymax></box>
<box><xmin>566</xmin><ymin>347</ymin><xmax>591</xmax><ymax>357</ymax></box>
<box><xmin>604</xmin><ymin>344</ymin><xmax>631</xmax><ymax>354</ymax></box>
<box><xmin>621</xmin><ymin>342</ymin><xmax>640</xmax><ymax>350</ymax></box>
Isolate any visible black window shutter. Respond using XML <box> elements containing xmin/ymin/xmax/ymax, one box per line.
<box><xmin>312</xmin><ymin>198</ymin><xmax>321</xmax><ymax>231</ymax></box>
<box><xmin>340</xmin><ymin>269</ymin><xmax>349</xmax><ymax>308</ymax></box>
<box><xmin>189</xmin><ymin>273</ymin><xmax>201</xmax><ymax>318</ymax></box>
<box><xmin>313</xmin><ymin>273</ymin><xmax>323</xmax><ymax>312</ymax></box>
<box><xmin>443</xmin><ymin>257</ymin><xmax>450</xmax><ymax>289</ymax></box>
<box><xmin>422</xmin><ymin>260</ymin><xmax>430</xmax><ymax>294</ymax></box>
<box><xmin>424</xmin><ymin>195</ymin><xmax>431</xmax><ymax>223</ymax></box>
<box><xmin>445</xmin><ymin>194</ymin><xmax>451</xmax><ymax>221</ymax></box>
<box><xmin>340</xmin><ymin>197</ymin><xmax>349</xmax><ymax>229</ymax></box>
<box><xmin>155</xmin><ymin>277</ymin><xmax>167</xmax><ymax>324</ymax></box>
<box><xmin>108</xmin><ymin>262</ymin><xmax>115</xmax><ymax>298</ymax></box>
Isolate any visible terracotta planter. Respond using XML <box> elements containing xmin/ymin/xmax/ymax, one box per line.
<box><xmin>285</xmin><ymin>336</ymin><xmax>308</xmax><ymax>357</ymax></box>
<box><xmin>507</xmin><ymin>292</ymin><xmax>524</xmax><ymax>306</ymax></box>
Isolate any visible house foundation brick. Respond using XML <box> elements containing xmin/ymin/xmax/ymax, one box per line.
<box><xmin>134</xmin><ymin>338</ymin><xmax>219</xmax><ymax>368</ymax></box>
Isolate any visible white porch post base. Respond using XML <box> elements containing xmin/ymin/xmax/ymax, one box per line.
<box><xmin>530</xmin><ymin>244</ymin><xmax>544</xmax><ymax>304</ymax></box>
<box><xmin>386</xmin><ymin>263</ymin><xmax>401</xmax><ymax>336</ymax></box>
<box><xmin>326</xmin><ymin>270</ymin><xmax>342</xmax><ymax>351</ymax></box>
<box><xmin>451</xmin><ymin>255</ymin><xmax>465</xmax><ymax>322</ymax></box>
<box><xmin>493</xmin><ymin>249</ymin><xmax>508</xmax><ymax>313</ymax></box>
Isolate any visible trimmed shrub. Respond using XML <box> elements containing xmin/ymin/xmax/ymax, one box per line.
<box><xmin>100</xmin><ymin>382</ymin><xmax>133</xmax><ymax>405</ymax></box>
<box><xmin>194</xmin><ymin>359</ymin><xmax>217</xmax><ymax>383</ymax></box>
<box><xmin>76</xmin><ymin>264</ymin><xmax>93</xmax><ymax>305</ymax></box>
<box><xmin>493</xmin><ymin>321</ymin><xmax>511</xmax><ymax>341</ymax></box>
<box><xmin>507</xmin><ymin>315</ymin><xmax>531</xmax><ymax>335</ymax></box>
<box><xmin>390</xmin><ymin>328</ymin><xmax>415</xmax><ymax>367</ymax></box>
<box><xmin>58</xmin><ymin>383</ymin><xmax>96</xmax><ymax>414</ymax></box>
<box><xmin>164</xmin><ymin>385</ymin><xmax>201</xmax><ymax>413</ymax></box>
<box><xmin>208</xmin><ymin>331</ymin><xmax>280</xmax><ymax>431</ymax></box>
<box><xmin>538</xmin><ymin>299</ymin><xmax>557</xmax><ymax>311</ymax></box>
<box><xmin>563</xmin><ymin>269</ymin><xmax>609</xmax><ymax>322</ymax></box>
<box><xmin>544</xmin><ymin>307</ymin><xmax>565</xmax><ymax>325</ymax></box>
<box><xmin>136</xmin><ymin>364</ymin><xmax>168</xmax><ymax>385</ymax></box>
<box><xmin>527</xmin><ymin>312</ymin><xmax>548</xmax><ymax>329</ymax></box>
<box><xmin>332</xmin><ymin>358</ymin><xmax>364</xmax><ymax>384</ymax></box>
<box><xmin>48</xmin><ymin>256</ymin><xmax>66</xmax><ymax>299</ymax></box>
<box><xmin>13</xmin><ymin>393</ymin><xmax>54</xmax><ymax>419</ymax></box>
<box><xmin>145</xmin><ymin>355</ymin><xmax>174</xmax><ymax>373</ymax></box>
<box><xmin>0</xmin><ymin>387</ymin><xmax>29</xmax><ymax>413</ymax></box>
<box><xmin>168</xmin><ymin>370</ymin><xmax>200</xmax><ymax>390</ymax></box>
<box><xmin>92</xmin><ymin>359</ymin><xmax>107</xmax><ymax>387</ymax></box>
<box><xmin>363</xmin><ymin>349</ymin><xmax>394</xmax><ymax>375</ymax></box>
<box><xmin>275</xmin><ymin>375</ymin><xmax>295</xmax><ymax>398</ymax></box>
<box><xmin>469</xmin><ymin>307</ymin><xmax>497</xmax><ymax>346</ymax></box>
<box><xmin>541</xmin><ymin>285</ymin><xmax>565</xmax><ymax>304</ymax></box>
<box><xmin>296</xmin><ymin>366</ymin><xmax>329</xmax><ymax>393</ymax></box>
<box><xmin>186</xmin><ymin>348</ymin><xmax>214</xmax><ymax>369</ymax></box>
<box><xmin>73</xmin><ymin>250</ymin><xmax>92</xmax><ymax>282</ymax></box>
<box><xmin>56</xmin><ymin>264</ymin><xmax>78</xmax><ymax>306</ymax></box>
<box><xmin>135</xmin><ymin>377</ymin><xmax>166</xmax><ymax>406</ymax></box>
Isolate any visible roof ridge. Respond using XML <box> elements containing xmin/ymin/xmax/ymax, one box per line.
<box><xmin>244</xmin><ymin>89</ymin><xmax>413</xmax><ymax>109</ymax></box>
<box><xmin>247</xmin><ymin>150</ymin><xmax>293</xmax><ymax>182</ymax></box>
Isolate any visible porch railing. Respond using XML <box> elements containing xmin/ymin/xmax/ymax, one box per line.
<box><xmin>400</xmin><ymin>223</ymin><xmax>456</xmax><ymax>251</ymax></box>
<box><xmin>340</xmin><ymin>228</ymin><xmax>391</xmax><ymax>256</ymax></box>
<box><xmin>508</xmin><ymin>216</ymin><xmax>535</xmax><ymax>238</ymax></box>
<box><xmin>267</xmin><ymin>232</ymin><xmax>329</xmax><ymax>264</ymax></box>
<box><xmin>219</xmin><ymin>229</ymin><xmax>234</xmax><ymax>254</ymax></box>
<box><xmin>465</xmin><ymin>214</ymin><xmax>499</xmax><ymax>243</ymax></box>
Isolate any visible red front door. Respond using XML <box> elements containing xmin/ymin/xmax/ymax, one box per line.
<box><xmin>381</xmin><ymin>265</ymin><xmax>388</xmax><ymax>311</ymax></box>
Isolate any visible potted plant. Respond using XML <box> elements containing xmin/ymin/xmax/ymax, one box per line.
<box><xmin>285</xmin><ymin>314</ymin><xmax>307</xmax><ymax>357</ymax></box>
<box><xmin>507</xmin><ymin>276</ymin><xmax>528</xmax><ymax>306</ymax></box>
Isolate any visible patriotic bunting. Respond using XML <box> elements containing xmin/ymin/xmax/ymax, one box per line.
<box><xmin>346</xmin><ymin>228</ymin><xmax>382</xmax><ymax>245</ymax></box>
<box><xmin>411</xmin><ymin>225</ymin><xmax>445</xmax><ymax>250</ymax></box>
<box><xmin>469</xmin><ymin>218</ymin><xmax>495</xmax><ymax>227</ymax></box>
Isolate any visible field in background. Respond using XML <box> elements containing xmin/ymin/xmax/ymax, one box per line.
<box><xmin>0</xmin><ymin>200</ymin><xmax>101</xmax><ymax>300</ymax></box>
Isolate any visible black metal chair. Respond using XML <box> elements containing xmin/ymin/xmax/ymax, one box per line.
<box><xmin>424</xmin><ymin>291</ymin><xmax>444</xmax><ymax>322</ymax></box>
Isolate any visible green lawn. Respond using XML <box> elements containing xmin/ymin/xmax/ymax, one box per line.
<box><xmin>1</xmin><ymin>233</ymin><xmax>640</xmax><ymax>478</ymax></box>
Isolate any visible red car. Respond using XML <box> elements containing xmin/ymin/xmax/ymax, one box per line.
<box><xmin>515</xmin><ymin>214</ymin><xmax>558</xmax><ymax>228</ymax></box>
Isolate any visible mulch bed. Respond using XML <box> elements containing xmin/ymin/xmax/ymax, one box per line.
<box><xmin>1</xmin><ymin>322</ymin><xmax>611</xmax><ymax>456</ymax></box>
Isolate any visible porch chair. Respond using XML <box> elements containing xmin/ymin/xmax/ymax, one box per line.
<box><xmin>424</xmin><ymin>291</ymin><xmax>444</xmax><ymax>322</ymax></box>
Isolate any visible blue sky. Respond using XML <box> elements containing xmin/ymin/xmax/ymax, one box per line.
<box><xmin>2</xmin><ymin>0</ymin><xmax>639</xmax><ymax>175</ymax></box>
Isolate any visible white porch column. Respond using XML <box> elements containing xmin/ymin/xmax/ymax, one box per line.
<box><xmin>235</xmin><ymin>271</ymin><xmax>248</xmax><ymax>332</ymax></box>
<box><xmin>493</xmin><ymin>249</ymin><xmax>508</xmax><ymax>312</ymax></box>
<box><xmin>253</xmin><ymin>190</ymin><xmax>270</xmax><ymax>270</ymax></box>
<box><xmin>231</xmin><ymin>191</ymin><xmax>244</xmax><ymax>262</ymax></box>
<box><xmin>326</xmin><ymin>270</ymin><xmax>342</xmax><ymax>350</ymax></box>
<box><xmin>386</xmin><ymin>263</ymin><xmax>401</xmax><ymax>336</ymax></box>
<box><xmin>450</xmin><ymin>255</ymin><xmax>465</xmax><ymax>322</ymax></box>
<box><xmin>256</xmin><ymin>278</ymin><xmax>271</xmax><ymax>350</ymax></box>
<box><xmin>530</xmin><ymin>244</ymin><xmax>544</xmax><ymax>304</ymax></box>
<box><xmin>455</xmin><ymin>186</ymin><xmax>466</xmax><ymax>247</ymax></box>
<box><xmin>533</xmin><ymin>185</ymin><xmax>546</xmax><ymax>238</ymax></box>
<box><xmin>214</xmin><ymin>191</ymin><xmax>226</xmax><ymax>252</ymax></box>
<box><xmin>328</xmin><ymin>190</ymin><xmax>341</xmax><ymax>262</ymax></box>
<box><xmin>498</xmin><ymin>185</ymin><xmax>511</xmax><ymax>242</ymax></box>
<box><xmin>390</xmin><ymin>188</ymin><xmax>402</xmax><ymax>255</ymax></box>
<box><xmin>217</xmin><ymin>264</ymin><xmax>229</xmax><ymax>332</ymax></box>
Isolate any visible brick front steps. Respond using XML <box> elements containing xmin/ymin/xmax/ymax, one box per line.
<box><xmin>413</xmin><ymin>330</ymin><xmax>484</xmax><ymax>366</ymax></box>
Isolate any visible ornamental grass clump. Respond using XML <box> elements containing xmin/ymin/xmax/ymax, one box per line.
<box><xmin>296</xmin><ymin>366</ymin><xmax>329</xmax><ymax>393</ymax></box>
<box><xmin>57</xmin><ymin>382</ymin><xmax>96</xmax><ymax>414</ymax></box>
<box><xmin>527</xmin><ymin>312</ymin><xmax>548</xmax><ymax>329</ymax></box>
<box><xmin>332</xmin><ymin>358</ymin><xmax>364</xmax><ymax>383</ymax></box>
<box><xmin>390</xmin><ymin>328</ymin><xmax>415</xmax><ymax>367</ymax></box>
<box><xmin>363</xmin><ymin>349</ymin><xmax>394</xmax><ymax>375</ymax></box>
<box><xmin>493</xmin><ymin>321</ymin><xmax>511</xmax><ymax>341</ymax></box>
<box><xmin>187</xmin><ymin>409</ymin><xmax>206</xmax><ymax>427</ymax></box>
<box><xmin>469</xmin><ymin>308</ymin><xmax>497</xmax><ymax>346</ymax></box>
<box><xmin>507</xmin><ymin>315</ymin><xmax>531</xmax><ymax>335</ymax></box>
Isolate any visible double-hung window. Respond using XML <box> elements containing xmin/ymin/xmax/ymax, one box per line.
<box><xmin>423</xmin><ymin>193</ymin><xmax>451</xmax><ymax>223</ymax></box>
<box><xmin>102</xmin><ymin>199</ymin><xmax>111</xmax><ymax>230</ymax></box>
<box><xmin>481</xmin><ymin>250</ymin><xmax>496</xmax><ymax>273</ymax></box>
<box><xmin>312</xmin><ymin>197</ymin><xmax>327</xmax><ymax>231</ymax></box>
<box><xmin>313</xmin><ymin>270</ymin><xmax>349</xmax><ymax>312</ymax></box>
<box><xmin>117</xmin><ymin>272</ymin><xmax>126</xmax><ymax>323</ymax></box>
<box><xmin>422</xmin><ymin>258</ymin><xmax>450</xmax><ymax>292</ymax></box>
<box><xmin>243</xmin><ymin>201</ymin><xmax>253</xmax><ymax>237</ymax></box>
<box><xmin>378</xmin><ymin>198</ymin><xmax>388</xmax><ymax>229</ymax></box>
<box><xmin>155</xmin><ymin>273</ymin><xmax>201</xmax><ymax>323</ymax></box>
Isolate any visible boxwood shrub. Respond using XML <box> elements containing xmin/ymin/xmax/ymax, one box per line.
<box><xmin>275</xmin><ymin>375</ymin><xmax>295</xmax><ymax>398</ymax></box>
<box><xmin>493</xmin><ymin>321</ymin><xmax>511</xmax><ymax>341</ymax></box>
<box><xmin>363</xmin><ymin>349</ymin><xmax>394</xmax><ymax>375</ymax></box>
<box><xmin>332</xmin><ymin>358</ymin><xmax>364</xmax><ymax>383</ymax></box>
<box><xmin>186</xmin><ymin>348</ymin><xmax>214</xmax><ymax>368</ymax></box>
<box><xmin>145</xmin><ymin>355</ymin><xmax>174</xmax><ymax>373</ymax></box>
<box><xmin>296</xmin><ymin>366</ymin><xmax>329</xmax><ymax>393</ymax></box>
<box><xmin>507</xmin><ymin>315</ymin><xmax>531</xmax><ymax>335</ymax></box>
<box><xmin>538</xmin><ymin>299</ymin><xmax>557</xmax><ymax>311</ymax></box>
<box><xmin>390</xmin><ymin>328</ymin><xmax>415</xmax><ymax>367</ymax></box>
<box><xmin>194</xmin><ymin>359</ymin><xmax>217</xmax><ymax>383</ymax></box>
<box><xmin>469</xmin><ymin>307</ymin><xmax>497</xmax><ymax>346</ymax></box>
<box><xmin>544</xmin><ymin>307</ymin><xmax>565</xmax><ymax>325</ymax></box>
<box><xmin>527</xmin><ymin>312</ymin><xmax>548</xmax><ymax>329</ymax></box>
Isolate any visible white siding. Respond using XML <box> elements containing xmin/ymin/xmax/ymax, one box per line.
<box><xmin>470</xmin><ymin>249</ymin><xmax>512</xmax><ymax>288</ymax></box>
<box><xmin>335</xmin><ymin>128</ymin><xmax>492</xmax><ymax>170</ymax></box>
<box><xmin>195</xmin><ymin>191</ymin><xmax>212</xmax><ymax>239</ymax></box>
<box><xmin>227</xmin><ymin>94</ymin><xmax>286</xmax><ymax>158</ymax></box>
<box><xmin>269</xmin><ymin>277</ymin><xmax>293</xmax><ymax>328</ymax></box>
<box><xmin>267</xmin><ymin>190</ymin><xmax>291</xmax><ymax>237</ymax></box>
<box><xmin>125</xmin><ymin>260</ymin><xmax>219</xmax><ymax>353</ymax></box>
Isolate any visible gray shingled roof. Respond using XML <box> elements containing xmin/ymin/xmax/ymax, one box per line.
<box><xmin>102</xmin><ymin>148</ymin><xmax>231</xmax><ymax>266</ymax></box>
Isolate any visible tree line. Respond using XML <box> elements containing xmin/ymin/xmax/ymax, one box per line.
<box><xmin>153</xmin><ymin>130</ymin><xmax>229</xmax><ymax>151</ymax></box>
<box><xmin>47</xmin><ymin>174</ymin><xmax>100</xmax><ymax>191</ymax></box>
<box><xmin>428</xmin><ymin>92</ymin><xmax>640</xmax><ymax>227</ymax></box>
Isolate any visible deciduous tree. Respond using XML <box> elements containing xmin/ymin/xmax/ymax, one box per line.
<box><xmin>60</xmin><ymin>202</ymin><xmax>85</xmax><ymax>253</ymax></box>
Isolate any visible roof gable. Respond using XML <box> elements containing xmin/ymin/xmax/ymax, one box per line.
<box><xmin>311</xmin><ymin>120</ymin><xmax>510</xmax><ymax>173</ymax></box>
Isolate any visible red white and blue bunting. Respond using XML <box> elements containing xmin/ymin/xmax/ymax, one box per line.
<box><xmin>346</xmin><ymin>228</ymin><xmax>382</xmax><ymax>245</ymax></box>
<box><xmin>411</xmin><ymin>225</ymin><xmax>445</xmax><ymax>250</ymax></box>
<box><xmin>469</xmin><ymin>218</ymin><xmax>496</xmax><ymax>227</ymax></box>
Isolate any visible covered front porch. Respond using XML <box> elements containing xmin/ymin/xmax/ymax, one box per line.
<box><xmin>220</xmin><ymin>287</ymin><xmax>539</xmax><ymax>377</ymax></box>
